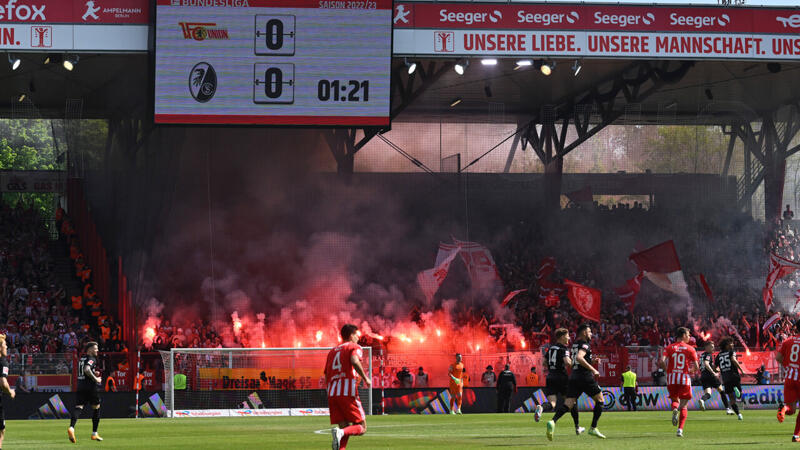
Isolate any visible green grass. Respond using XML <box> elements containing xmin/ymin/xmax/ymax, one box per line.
<box><xmin>4</xmin><ymin>409</ymin><xmax>800</xmax><ymax>449</ymax></box>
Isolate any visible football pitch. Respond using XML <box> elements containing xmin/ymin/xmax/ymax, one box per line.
<box><xmin>5</xmin><ymin>409</ymin><xmax>800</xmax><ymax>449</ymax></box>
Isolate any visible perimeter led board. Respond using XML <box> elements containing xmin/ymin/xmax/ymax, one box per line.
<box><xmin>155</xmin><ymin>0</ymin><xmax>392</xmax><ymax>126</ymax></box>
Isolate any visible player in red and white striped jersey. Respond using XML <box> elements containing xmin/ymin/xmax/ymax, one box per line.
<box><xmin>776</xmin><ymin>319</ymin><xmax>800</xmax><ymax>442</ymax></box>
<box><xmin>659</xmin><ymin>327</ymin><xmax>699</xmax><ymax>438</ymax></box>
<box><xmin>324</xmin><ymin>324</ymin><xmax>371</xmax><ymax>450</ymax></box>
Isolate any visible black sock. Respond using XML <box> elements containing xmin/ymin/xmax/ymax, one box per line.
<box><xmin>552</xmin><ymin>404</ymin><xmax>570</xmax><ymax>423</ymax></box>
<box><xmin>701</xmin><ymin>392</ymin><xmax>711</xmax><ymax>401</ymax></box>
<box><xmin>70</xmin><ymin>407</ymin><xmax>83</xmax><ymax>428</ymax></box>
<box><xmin>92</xmin><ymin>408</ymin><xmax>100</xmax><ymax>433</ymax></box>
<box><xmin>720</xmin><ymin>392</ymin><xmax>730</xmax><ymax>408</ymax></box>
<box><xmin>542</xmin><ymin>403</ymin><xmax>554</xmax><ymax>412</ymax></box>
<box><xmin>591</xmin><ymin>402</ymin><xmax>603</xmax><ymax>428</ymax></box>
<box><xmin>730</xmin><ymin>398</ymin><xmax>740</xmax><ymax>414</ymax></box>
<box><xmin>570</xmin><ymin>406</ymin><xmax>580</xmax><ymax>427</ymax></box>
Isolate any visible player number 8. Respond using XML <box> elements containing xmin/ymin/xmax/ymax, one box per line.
<box><xmin>791</xmin><ymin>344</ymin><xmax>800</xmax><ymax>363</ymax></box>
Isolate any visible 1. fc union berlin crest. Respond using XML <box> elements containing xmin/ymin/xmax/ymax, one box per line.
<box><xmin>574</xmin><ymin>286</ymin><xmax>594</xmax><ymax>314</ymax></box>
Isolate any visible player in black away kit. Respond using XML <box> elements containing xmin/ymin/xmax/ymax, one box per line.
<box><xmin>698</xmin><ymin>340</ymin><xmax>732</xmax><ymax>414</ymax></box>
<box><xmin>68</xmin><ymin>342</ymin><xmax>103</xmax><ymax>443</ymax></box>
<box><xmin>535</xmin><ymin>328</ymin><xmax>585</xmax><ymax>435</ymax></box>
<box><xmin>0</xmin><ymin>334</ymin><xmax>16</xmax><ymax>450</ymax></box>
<box><xmin>716</xmin><ymin>337</ymin><xmax>744</xmax><ymax>421</ymax></box>
<box><xmin>546</xmin><ymin>324</ymin><xmax>606</xmax><ymax>441</ymax></box>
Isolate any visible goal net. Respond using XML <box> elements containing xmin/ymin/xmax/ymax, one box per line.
<box><xmin>159</xmin><ymin>347</ymin><xmax>372</xmax><ymax>418</ymax></box>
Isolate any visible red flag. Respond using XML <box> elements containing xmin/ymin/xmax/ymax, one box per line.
<box><xmin>501</xmin><ymin>289</ymin><xmax>527</xmax><ymax>307</ymax></box>
<box><xmin>696</xmin><ymin>274</ymin><xmax>715</xmax><ymax>303</ymax></box>
<box><xmin>536</xmin><ymin>257</ymin><xmax>557</xmax><ymax>281</ymax></box>
<box><xmin>565</xmin><ymin>279</ymin><xmax>602</xmax><ymax>322</ymax></box>
<box><xmin>629</xmin><ymin>240</ymin><xmax>688</xmax><ymax>297</ymax></box>
<box><xmin>764</xmin><ymin>253</ymin><xmax>800</xmax><ymax>311</ymax></box>
<box><xmin>615</xmin><ymin>272</ymin><xmax>644</xmax><ymax>313</ymax></box>
<box><xmin>566</xmin><ymin>185</ymin><xmax>593</xmax><ymax>204</ymax></box>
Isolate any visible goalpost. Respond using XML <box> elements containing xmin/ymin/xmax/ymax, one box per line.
<box><xmin>159</xmin><ymin>347</ymin><xmax>373</xmax><ymax>418</ymax></box>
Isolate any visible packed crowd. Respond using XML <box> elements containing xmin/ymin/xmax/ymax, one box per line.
<box><xmin>497</xmin><ymin>208</ymin><xmax>771</xmax><ymax>351</ymax></box>
<box><xmin>0</xmin><ymin>201</ymin><xmax>124</xmax><ymax>374</ymax></box>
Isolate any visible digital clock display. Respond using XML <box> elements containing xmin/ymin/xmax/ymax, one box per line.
<box><xmin>154</xmin><ymin>0</ymin><xmax>392</xmax><ymax>126</ymax></box>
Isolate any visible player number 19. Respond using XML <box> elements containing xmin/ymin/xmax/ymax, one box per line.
<box><xmin>671</xmin><ymin>352</ymin><xmax>685</xmax><ymax>370</ymax></box>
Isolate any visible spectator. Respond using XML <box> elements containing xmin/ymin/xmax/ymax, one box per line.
<box><xmin>415</xmin><ymin>367</ymin><xmax>428</xmax><ymax>388</ymax></box>
<box><xmin>525</xmin><ymin>366</ymin><xmax>539</xmax><ymax>386</ymax></box>
<box><xmin>785</xmin><ymin>205</ymin><xmax>795</xmax><ymax>221</ymax></box>
<box><xmin>397</xmin><ymin>367</ymin><xmax>413</xmax><ymax>388</ymax></box>
<box><xmin>756</xmin><ymin>365</ymin><xmax>770</xmax><ymax>384</ymax></box>
<box><xmin>496</xmin><ymin>364</ymin><xmax>517</xmax><ymax>413</ymax></box>
<box><xmin>14</xmin><ymin>370</ymin><xmax>32</xmax><ymax>393</ymax></box>
<box><xmin>481</xmin><ymin>365</ymin><xmax>497</xmax><ymax>387</ymax></box>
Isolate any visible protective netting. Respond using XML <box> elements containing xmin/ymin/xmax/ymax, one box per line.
<box><xmin>160</xmin><ymin>348</ymin><xmax>372</xmax><ymax>415</ymax></box>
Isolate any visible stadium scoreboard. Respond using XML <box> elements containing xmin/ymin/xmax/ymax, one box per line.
<box><xmin>154</xmin><ymin>0</ymin><xmax>392</xmax><ymax>126</ymax></box>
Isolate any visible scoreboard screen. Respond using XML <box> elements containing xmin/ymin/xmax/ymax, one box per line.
<box><xmin>154</xmin><ymin>0</ymin><xmax>392</xmax><ymax>126</ymax></box>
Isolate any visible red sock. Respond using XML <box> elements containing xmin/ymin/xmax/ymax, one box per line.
<box><xmin>788</xmin><ymin>405</ymin><xmax>796</xmax><ymax>416</ymax></box>
<box><xmin>671</xmin><ymin>401</ymin><xmax>679</xmax><ymax>410</ymax></box>
<box><xmin>450</xmin><ymin>396</ymin><xmax>456</xmax><ymax>411</ymax></box>
<box><xmin>340</xmin><ymin>436</ymin><xmax>349</xmax><ymax>450</ymax></box>
<box><xmin>342</xmin><ymin>424</ymin><xmax>365</xmax><ymax>436</ymax></box>
<box><xmin>794</xmin><ymin>414</ymin><xmax>800</xmax><ymax>437</ymax></box>
<box><xmin>679</xmin><ymin>408</ymin><xmax>688</xmax><ymax>429</ymax></box>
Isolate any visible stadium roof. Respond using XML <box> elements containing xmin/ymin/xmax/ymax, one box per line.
<box><xmin>390</xmin><ymin>58</ymin><xmax>800</xmax><ymax>125</ymax></box>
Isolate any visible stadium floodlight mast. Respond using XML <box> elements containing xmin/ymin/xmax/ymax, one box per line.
<box><xmin>454</xmin><ymin>59</ymin><xmax>468</xmax><ymax>75</ymax></box>
<box><xmin>63</xmin><ymin>54</ymin><xmax>79</xmax><ymax>71</ymax></box>
<box><xmin>160</xmin><ymin>347</ymin><xmax>373</xmax><ymax>418</ymax></box>
<box><xmin>514</xmin><ymin>59</ymin><xmax>532</xmax><ymax>70</ymax></box>
<box><xmin>8</xmin><ymin>53</ymin><xmax>20</xmax><ymax>71</ymax></box>
<box><xmin>540</xmin><ymin>60</ymin><xmax>555</xmax><ymax>76</ymax></box>
<box><xmin>404</xmin><ymin>58</ymin><xmax>417</xmax><ymax>75</ymax></box>
<box><xmin>572</xmin><ymin>60</ymin><xmax>582</xmax><ymax>76</ymax></box>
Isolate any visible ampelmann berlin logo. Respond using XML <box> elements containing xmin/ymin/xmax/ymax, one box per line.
<box><xmin>189</xmin><ymin>62</ymin><xmax>217</xmax><ymax>103</ymax></box>
<box><xmin>82</xmin><ymin>1</ymin><xmax>101</xmax><ymax>21</ymax></box>
<box><xmin>776</xmin><ymin>14</ymin><xmax>800</xmax><ymax>28</ymax></box>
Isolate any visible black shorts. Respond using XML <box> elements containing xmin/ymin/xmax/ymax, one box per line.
<box><xmin>0</xmin><ymin>401</ymin><xmax>4</xmax><ymax>430</ymax></box>
<box><xmin>701</xmin><ymin>373</ymin><xmax>721</xmax><ymax>390</ymax></box>
<box><xmin>567</xmin><ymin>375</ymin><xmax>601</xmax><ymax>399</ymax></box>
<box><xmin>76</xmin><ymin>388</ymin><xmax>101</xmax><ymax>407</ymax></box>
<box><xmin>544</xmin><ymin>374</ymin><xmax>569</xmax><ymax>397</ymax></box>
<box><xmin>722</xmin><ymin>377</ymin><xmax>741</xmax><ymax>395</ymax></box>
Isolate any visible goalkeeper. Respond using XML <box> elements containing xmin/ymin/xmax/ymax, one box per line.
<box><xmin>448</xmin><ymin>354</ymin><xmax>464</xmax><ymax>414</ymax></box>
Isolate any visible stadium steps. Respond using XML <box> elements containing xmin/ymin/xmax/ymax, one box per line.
<box><xmin>48</xmin><ymin>239</ymin><xmax>84</xmax><ymax>299</ymax></box>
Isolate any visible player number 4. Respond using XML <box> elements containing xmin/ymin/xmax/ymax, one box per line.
<box><xmin>332</xmin><ymin>351</ymin><xmax>342</xmax><ymax>372</ymax></box>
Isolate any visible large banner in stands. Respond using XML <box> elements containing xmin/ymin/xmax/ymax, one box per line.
<box><xmin>393</xmin><ymin>3</ymin><xmax>800</xmax><ymax>60</ymax></box>
<box><xmin>197</xmin><ymin>368</ymin><xmax>324</xmax><ymax>390</ymax></box>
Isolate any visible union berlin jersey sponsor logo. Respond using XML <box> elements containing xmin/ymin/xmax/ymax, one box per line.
<box><xmin>396</xmin><ymin>3</ymin><xmax>800</xmax><ymax>35</ymax></box>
